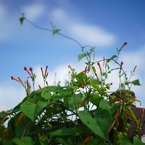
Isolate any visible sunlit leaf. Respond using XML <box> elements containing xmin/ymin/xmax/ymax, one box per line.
<box><xmin>107</xmin><ymin>55</ymin><xmax>117</xmax><ymax>62</ymax></box>
<box><xmin>52</xmin><ymin>28</ymin><xmax>61</xmax><ymax>35</ymax></box>
<box><xmin>41</xmin><ymin>89</ymin><xmax>52</xmax><ymax>100</ymax></box>
<box><xmin>75</xmin><ymin>72</ymin><xmax>88</xmax><ymax>86</ymax></box>
<box><xmin>78</xmin><ymin>53</ymin><xmax>87</xmax><ymax>61</ymax></box>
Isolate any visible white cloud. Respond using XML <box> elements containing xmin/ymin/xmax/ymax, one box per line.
<box><xmin>69</xmin><ymin>24</ymin><xmax>116</xmax><ymax>47</ymax></box>
<box><xmin>21</xmin><ymin>4</ymin><xmax>46</xmax><ymax>21</ymax></box>
<box><xmin>50</xmin><ymin>8</ymin><xmax>116</xmax><ymax>47</ymax></box>
<box><xmin>0</xmin><ymin>85</ymin><xmax>25</xmax><ymax>111</ymax></box>
<box><xmin>51</xmin><ymin>9</ymin><xmax>67</xmax><ymax>22</ymax></box>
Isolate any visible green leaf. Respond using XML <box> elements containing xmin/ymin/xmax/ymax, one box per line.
<box><xmin>50</xmin><ymin>126</ymin><xmax>86</xmax><ymax>138</ymax></box>
<box><xmin>52</xmin><ymin>28</ymin><xmax>61</xmax><ymax>35</ymax></box>
<box><xmin>50</xmin><ymin>127</ymin><xmax>76</xmax><ymax>137</ymax></box>
<box><xmin>41</xmin><ymin>89</ymin><xmax>52</xmax><ymax>100</ymax></box>
<box><xmin>13</xmin><ymin>137</ymin><xmax>33</xmax><ymax>145</ymax></box>
<box><xmin>75</xmin><ymin>72</ymin><xmax>88</xmax><ymax>86</ymax></box>
<box><xmin>107</xmin><ymin>55</ymin><xmax>117</xmax><ymax>62</ymax></box>
<box><xmin>21</xmin><ymin>99</ymin><xmax>36</xmax><ymax>122</ymax></box>
<box><xmin>133</xmin><ymin>136</ymin><xmax>145</xmax><ymax>145</ymax></box>
<box><xmin>79</xmin><ymin>111</ymin><xmax>108</xmax><ymax>141</ymax></box>
<box><xmin>68</xmin><ymin>93</ymin><xmax>82</xmax><ymax>109</ymax></box>
<box><xmin>92</xmin><ymin>65</ymin><xmax>96</xmax><ymax>73</ymax></box>
<box><xmin>89</xmin><ymin>93</ymin><xmax>102</xmax><ymax>107</ymax></box>
<box><xmin>131</xmin><ymin>79</ymin><xmax>141</xmax><ymax>86</ymax></box>
<box><xmin>121</xmin><ymin>137</ymin><xmax>132</xmax><ymax>145</ymax></box>
<box><xmin>99</xmin><ymin>100</ymin><xmax>110</xmax><ymax>110</ymax></box>
<box><xmin>35</xmin><ymin>98</ymin><xmax>50</xmax><ymax>115</ymax></box>
<box><xmin>93</xmin><ymin>108</ymin><xmax>112</xmax><ymax>136</ymax></box>
<box><xmin>78</xmin><ymin>53</ymin><xmax>87</xmax><ymax>61</ymax></box>
<box><xmin>19</xmin><ymin>16</ymin><xmax>25</xmax><ymax>25</ymax></box>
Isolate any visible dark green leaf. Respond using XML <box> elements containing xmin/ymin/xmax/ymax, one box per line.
<box><xmin>99</xmin><ymin>100</ymin><xmax>110</xmax><ymax>110</ymax></box>
<box><xmin>35</xmin><ymin>98</ymin><xmax>50</xmax><ymax>115</ymax></box>
<box><xmin>133</xmin><ymin>136</ymin><xmax>145</xmax><ymax>145</ymax></box>
<box><xmin>79</xmin><ymin>111</ymin><xmax>108</xmax><ymax>141</ymax></box>
<box><xmin>89</xmin><ymin>93</ymin><xmax>102</xmax><ymax>107</ymax></box>
<box><xmin>19</xmin><ymin>16</ymin><xmax>25</xmax><ymax>25</ymax></box>
<box><xmin>86</xmin><ymin>138</ymin><xmax>106</xmax><ymax>145</ymax></box>
<box><xmin>93</xmin><ymin>108</ymin><xmax>112</xmax><ymax>136</ymax></box>
<box><xmin>50</xmin><ymin>127</ymin><xmax>74</xmax><ymax>136</ymax></box>
<box><xmin>121</xmin><ymin>137</ymin><xmax>132</xmax><ymax>145</ymax></box>
<box><xmin>21</xmin><ymin>99</ymin><xmax>36</xmax><ymax>122</ymax></box>
<box><xmin>13</xmin><ymin>137</ymin><xmax>33</xmax><ymax>145</ymax></box>
<box><xmin>131</xmin><ymin>79</ymin><xmax>141</xmax><ymax>86</ymax></box>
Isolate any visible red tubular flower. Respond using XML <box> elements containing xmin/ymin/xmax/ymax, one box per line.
<box><xmin>119</xmin><ymin>42</ymin><xmax>127</xmax><ymax>51</ymax></box>
<box><xmin>82</xmin><ymin>135</ymin><xmax>92</xmax><ymax>145</ymax></box>
<box><xmin>25</xmin><ymin>80</ymin><xmax>31</xmax><ymax>91</ymax></box>
<box><xmin>18</xmin><ymin>77</ymin><xmax>23</xmax><ymax>84</ymax></box>
<box><xmin>95</xmin><ymin>73</ymin><xmax>99</xmax><ymax>80</ymax></box>
<box><xmin>16</xmin><ymin>113</ymin><xmax>25</xmax><ymax>124</ymax></box>
<box><xmin>29</xmin><ymin>67</ymin><xmax>33</xmax><ymax>75</ymax></box>
<box><xmin>133</xmin><ymin>65</ymin><xmax>137</xmax><ymax>73</ymax></box>
<box><xmin>40</xmin><ymin>67</ymin><xmax>44</xmax><ymax>76</ymax></box>
<box><xmin>68</xmin><ymin>65</ymin><xmax>73</xmax><ymax>71</ymax></box>
<box><xmin>24</xmin><ymin>66</ymin><xmax>31</xmax><ymax>76</ymax></box>
<box><xmin>83</xmin><ymin>66</ymin><xmax>90</xmax><ymax>73</ymax></box>
<box><xmin>38</xmin><ymin>85</ymin><xmax>42</xmax><ymax>92</ymax></box>
<box><xmin>45</xmin><ymin>66</ymin><xmax>48</xmax><ymax>76</ymax></box>
<box><xmin>120</xmin><ymin>61</ymin><xmax>124</xmax><ymax>69</ymax></box>
<box><xmin>11</xmin><ymin>76</ymin><xmax>22</xmax><ymax>83</ymax></box>
<box><xmin>97</xmin><ymin>62</ymin><xmax>102</xmax><ymax>75</ymax></box>
<box><xmin>2</xmin><ymin>111</ymin><xmax>10</xmax><ymax>115</ymax></box>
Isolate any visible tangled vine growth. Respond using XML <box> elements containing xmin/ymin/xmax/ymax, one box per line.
<box><xmin>0</xmin><ymin>13</ymin><xmax>144</xmax><ymax>145</ymax></box>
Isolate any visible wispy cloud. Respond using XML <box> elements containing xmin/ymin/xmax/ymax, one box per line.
<box><xmin>69</xmin><ymin>23</ymin><xmax>116</xmax><ymax>47</ymax></box>
<box><xmin>50</xmin><ymin>8</ymin><xmax>116</xmax><ymax>47</ymax></box>
<box><xmin>21</xmin><ymin>3</ymin><xmax>46</xmax><ymax>21</ymax></box>
<box><xmin>0</xmin><ymin>85</ymin><xmax>25</xmax><ymax>111</ymax></box>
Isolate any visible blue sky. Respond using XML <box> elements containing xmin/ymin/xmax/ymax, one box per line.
<box><xmin>0</xmin><ymin>0</ymin><xmax>145</xmax><ymax>110</ymax></box>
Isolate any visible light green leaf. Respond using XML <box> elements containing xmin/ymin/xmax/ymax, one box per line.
<box><xmin>41</xmin><ymin>89</ymin><xmax>52</xmax><ymax>100</ymax></box>
<box><xmin>78</xmin><ymin>53</ymin><xmax>87</xmax><ymax>61</ymax></box>
<box><xmin>52</xmin><ymin>28</ymin><xmax>61</xmax><ymax>35</ymax></box>
<box><xmin>107</xmin><ymin>55</ymin><xmax>117</xmax><ymax>62</ymax></box>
